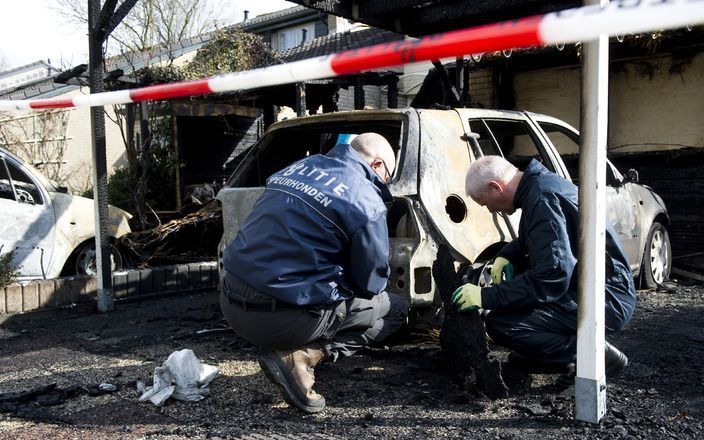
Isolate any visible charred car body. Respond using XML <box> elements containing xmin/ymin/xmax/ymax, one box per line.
<box><xmin>217</xmin><ymin>108</ymin><xmax>671</xmax><ymax>319</ymax></box>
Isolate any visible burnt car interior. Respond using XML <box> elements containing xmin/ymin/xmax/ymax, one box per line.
<box><xmin>0</xmin><ymin>157</ymin><xmax>43</xmax><ymax>205</ymax></box>
<box><xmin>226</xmin><ymin>120</ymin><xmax>404</xmax><ymax>188</ymax></box>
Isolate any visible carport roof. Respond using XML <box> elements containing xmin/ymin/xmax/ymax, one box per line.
<box><xmin>280</xmin><ymin>27</ymin><xmax>405</xmax><ymax>63</ymax></box>
<box><xmin>284</xmin><ymin>0</ymin><xmax>579</xmax><ymax>37</ymax></box>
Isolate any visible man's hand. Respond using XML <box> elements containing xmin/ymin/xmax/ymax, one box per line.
<box><xmin>491</xmin><ymin>256</ymin><xmax>514</xmax><ymax>284</ymax></box>
<box><xmin>451</xmin><ymin>283</ymin><xmax>482</xmax><ymax>311</ymax></box>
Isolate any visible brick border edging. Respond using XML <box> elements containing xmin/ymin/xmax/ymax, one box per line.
<box><xmin>1</xmin><ymin>262</ymin><xmax>218</xmax><ymax>314</ymax></box>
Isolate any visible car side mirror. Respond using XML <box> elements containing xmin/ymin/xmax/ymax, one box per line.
<box><xmin>623</xmin><ymin>169</ymin><xmax>639</xmax><ymax>184</ymax></box>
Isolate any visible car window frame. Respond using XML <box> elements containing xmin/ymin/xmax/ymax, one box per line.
<box><xmin>533</xmin><ymin>119</ymin><xmax>623</xmax><ymax>187</ymax></box>
<box><xmin>0</xmin><ymin>156</ymin><xmax>19</xmax><ymax>202</ymax></box>
<box><xmin>0</xmin><ymin>154</ymin><xmax>46</xmax><ymax>205</ymax></box>
<box><xmin>467</xmin><ymin>116</ymin><xmax>561</xmax><ymax>174</ymax></box>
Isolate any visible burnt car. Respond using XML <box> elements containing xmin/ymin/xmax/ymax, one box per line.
<box><xmin>216</xmin><ymin>108</ymin><xmax>670</xmax><ymax>320</ymax></box>
<box><xmin>0</xmin><ymin>146</ymin><xmax>131</xmax><ymax>280</ymax></box>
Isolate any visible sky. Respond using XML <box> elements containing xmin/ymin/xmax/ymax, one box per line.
<box><xmin>0</xmin><ymin>0</ymin><xmax>294</xmax><ymax>71</ymax></box>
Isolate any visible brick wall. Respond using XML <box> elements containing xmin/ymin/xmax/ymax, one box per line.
<box><xmin>1</xmin><ymin>262</ymin><xmax>218</xmax><ymax>314</ymax></box>
<box><xmin>467</xmin><ymin>68</ymin><xmax>494</xmax><ymax>108</ymax></box>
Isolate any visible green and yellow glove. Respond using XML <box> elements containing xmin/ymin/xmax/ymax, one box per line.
<box><xmin>491</xmin><ymin>256</ymin><xmax>514</xmax><ymax>285</ymax></box>
<box><xmin>451</xmin><ymin>283</ymin><xmax>483</xmax><ymax>312</ymax></box>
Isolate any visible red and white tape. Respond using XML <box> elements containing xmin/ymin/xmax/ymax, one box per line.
<box><xmin>1</xmin><ymin>0</ymin><xmax>702</xmax><ymax>111</ymax></box>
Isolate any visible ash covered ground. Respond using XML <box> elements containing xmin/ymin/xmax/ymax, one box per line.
<box><xmin>1</xmin><ymin>281</ymin><xmax>702</xmax><ymax>439</ymax></box>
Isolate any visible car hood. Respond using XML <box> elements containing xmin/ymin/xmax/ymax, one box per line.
<box><xmin>49</xmin><ymin>192</ymin><xmax>132</xmax><ymax>238</ymax></box>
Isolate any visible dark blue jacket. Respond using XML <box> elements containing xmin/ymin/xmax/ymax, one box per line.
<box><xmin>222</xmin><ymin>143</ymin><xmax>393</xmax><ymax>306</ymax></box>
<box><xmin>482</xmin><ymin>160</ymin><xmax>636</xmax><ymax>331</ymax></box>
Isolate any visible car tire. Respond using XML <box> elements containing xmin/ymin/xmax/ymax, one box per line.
<box><xmin>73</xmin><ymin>242</ymin><xmax>124</xmax><ymax>277</ymax></box>
<box><xmin>641</xmin><ymin>222</ymin><xmax>671</xmax><ymax>288</ymax></box>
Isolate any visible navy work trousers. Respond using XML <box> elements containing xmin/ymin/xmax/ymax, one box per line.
<box><xmin>485</xmin><ymin>301</ymin><xmax>627</xmax><ymax>364</ymax></box>
<box><xmin>220</xmin><ymin>277</ymin><xmax>408</xmax><ymax>361</ymax></box>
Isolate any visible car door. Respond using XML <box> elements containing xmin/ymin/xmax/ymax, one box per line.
<box><xmin>0</xmin><ymin>154</ymin><xmax>56</xmax><ymax>279</ymax></box>
<box><xmin>532</xmin><ymin>119</ymin><xmax>642</xmax><ymax>268</ymax></box>
<box><xmin>603</xmin><ymin>162</ymin><xmax>643</xmax><ymax>268</ymax></box>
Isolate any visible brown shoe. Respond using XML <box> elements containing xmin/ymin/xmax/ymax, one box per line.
<box><xmin>258</xmin><ymin>345</ymin><xmax>326</xmax><ymax>413</ymax></box>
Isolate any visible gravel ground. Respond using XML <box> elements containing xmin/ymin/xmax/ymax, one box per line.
<box><xmin>0</xmin><ymin>280</ymin><xmax>702</xmax><ymax>439</ymax></box>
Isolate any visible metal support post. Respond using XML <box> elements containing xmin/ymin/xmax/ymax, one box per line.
<box><xmin>88</xmin><ymin>0</ymin><xmax>114</xmax><ymax>312</ymax></box>
<box><xmin>576</xmin><ymin>0</ymin><xmax>610</xmax><ymax>424</ymax></box>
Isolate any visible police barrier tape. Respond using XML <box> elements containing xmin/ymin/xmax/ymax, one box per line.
<box><xmin>1</xmin><ymin>0</ymin><xmax>703</xmax><ymax>111</ymax></box>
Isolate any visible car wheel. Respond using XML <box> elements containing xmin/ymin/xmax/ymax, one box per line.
<box><xmin>641</xmin><ymin>222</ymin><xmax>671</xmax><ymax>288</ymax></box>
<box><xmin>74</xmin><ymin>243</ymin><xmax>123</xmax><ymax>276</ymax></box>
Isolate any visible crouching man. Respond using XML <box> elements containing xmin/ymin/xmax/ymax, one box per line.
<box><xmin>453</xmin><ymin>155</ymin><xmax>636</xmax><ymax>380</ymax></box>
<box><xmin>220</xmin><ymin>133</ymin><xmax>408</xmax><ymax>413</ymax></box>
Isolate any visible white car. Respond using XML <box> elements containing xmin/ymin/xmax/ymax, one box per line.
<box><xmin>0</xmin><ymin>147</ymin><xmax>132</xmax><ymax>280</ymax></box>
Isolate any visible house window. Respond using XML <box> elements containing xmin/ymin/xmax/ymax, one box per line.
<box><xmin>271</xmin><ymin>23</ymin><xmax>315</xmax><ymax>50</ymax></box>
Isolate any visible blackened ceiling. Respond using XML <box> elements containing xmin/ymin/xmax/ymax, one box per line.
<box><xmin>287</xmin><ymin>0</ymin><xmax>579</xmax><ymax>37</ymax></box>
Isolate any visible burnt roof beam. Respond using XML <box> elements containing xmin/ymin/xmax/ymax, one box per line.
<box><xmin>365</xmin><ymin>1</ymin><xmax>578</xmax><ymax>36</ymax></box>
<box><xmin>355</xmin><ymin>0</ymin><xmax>442</xmax><ymax>17</ymax></box>
<box><xmin>292</xmin><ymin>1</ymin><xmax>579</xmax><ymax>36</ymax></box>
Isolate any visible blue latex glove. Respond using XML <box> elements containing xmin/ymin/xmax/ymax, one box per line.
<box><xmin>451</xmin><ymin>283</ymin><xmax>482</xmax><ymax>312</ymax></box>
<box><xmin>491</xmin><ymin>256</ymin><xmax>514</xmax><ymax>285</ymax></box>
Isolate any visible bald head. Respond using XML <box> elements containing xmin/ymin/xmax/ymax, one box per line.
<box><xmin>351</xmin><ymin>132</ymin><xmax>396</xmax><ymax>181</ymax></box>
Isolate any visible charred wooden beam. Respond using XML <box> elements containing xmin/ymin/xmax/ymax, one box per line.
<box><xmin>296</xmin><ymin>83</ymin><xmax>307</xmax><ymax>117</ymax></box>
<box><xmin>354</xmin><ymin>76</ymin><xmax>365</xmax><ymax>110</ymax></box>
<box><xmin>387</xmin><ymin>76</ymin><xmax>398</xmax><ymax>109</ymax></box>
<box><xmin>292</xmin><ymin>0</ymin><xmax>578</xmax><ymax>36</ymax></box>
<box><xmin>431</xmin><ymin>60</ymin><xmax>461</xmax><ymax>107</ymax></box>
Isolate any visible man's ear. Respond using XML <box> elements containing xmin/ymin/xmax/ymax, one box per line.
<box><xmin>488</xmin><ymin>180</ymin><xmax>504</xmax><ymax>192</ymax></box>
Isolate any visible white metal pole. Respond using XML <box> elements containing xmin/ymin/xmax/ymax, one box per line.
<box><xmin>576</xmin><ymin>0</ymin><xmax>609</xmax><ymax>424</ymax></box>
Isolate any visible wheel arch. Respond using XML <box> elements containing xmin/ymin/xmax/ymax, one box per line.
<box><xmin>638</xmin><ymin>216</ymin><xmax>672</xmax><ymax>288</ymax></box>
<box><xmin>60</xmin><ymin>235</ymin><xmax>121</xmax><ymax>277</ymax></box>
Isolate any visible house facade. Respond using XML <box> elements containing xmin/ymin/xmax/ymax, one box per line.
<box><xmin>0</xmin><ymin>73</ymin><xmax>126</xmax><ymax>194</ymax></box>
<box><xmin>1</xmin><ymin>5</ymin><xmax>407</xmax><ymax>210</ymax></box>
<box><xmin>0</xmin><ymin>61</ymin><xmax>60</xmax><ymax>91</ymax></box>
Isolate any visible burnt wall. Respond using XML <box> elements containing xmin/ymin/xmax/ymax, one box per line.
<box><xmin>611</xmin><ymin>149</ymin><xmax>704</xmax><ymax>258</ymax></box>
<box><xmin>178</xmin><ymin>115</ymin><xmax>260</xmax><ymax>187</ymax></box>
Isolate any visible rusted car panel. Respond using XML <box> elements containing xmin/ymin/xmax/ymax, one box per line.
<box><xmin>216</xmin><ymin>187</ymin><xmax>265</xmax><ymax>282</ymax></box>
<box><xmin>216</xmin><ymin>108</ymin><xmax>671</xmax><ymax>314</ymax></box>
<box><xmin>0</xmin><ymin>147</ymin><xmax>132</xmax><ymax>280</ymax></box>
<box><xmin>418</xmin><ymin>109</ymin><xmax>517</xmax><ymax>262</ymax></box>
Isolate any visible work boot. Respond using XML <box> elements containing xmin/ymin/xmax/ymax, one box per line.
<box><xmin>258</xmin><ymin>345</ymin><xmax>326</xmax><ymax>413</ymax></box>
<box><xmin>605</xmin><ymin>342</ymin><xmax>628</xmax><ymax>378</ymax></box>
<box><xmin>555</xmin><ymin>342</ymin><xmax>628</xmax><ymax>388</ymax></box>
